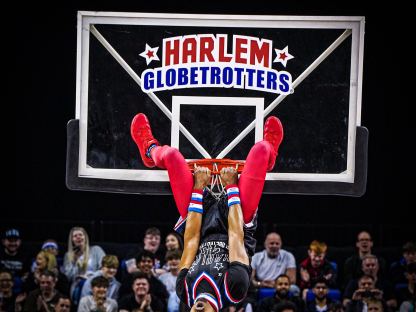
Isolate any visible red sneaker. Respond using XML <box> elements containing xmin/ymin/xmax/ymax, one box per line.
<box><xmin>130</xmin><ymin>113</ymin><xmax>160</xmax><ymax>168</ymax></box>
<box><xmin>264</xmin><ymin>116</ymin><xmax>284</xmax><ymax>171</ymax></box>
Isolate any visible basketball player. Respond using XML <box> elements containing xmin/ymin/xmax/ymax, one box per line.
<box><xmin>131</xmin><ymin>113</ymin><xmax>283</xmax><ymax>311</ymax></box>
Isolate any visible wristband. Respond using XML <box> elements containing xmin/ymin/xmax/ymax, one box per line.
<box><xmin>226</xmin><ymin>184</ymin><xmax>240</xmax><ymax>207</ymax></box>
<box><xmin>188</xmin><ymin>189</ymin><xmax>203</xmax><ymax>213</ymax></box>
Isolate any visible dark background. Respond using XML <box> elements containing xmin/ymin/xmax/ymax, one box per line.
<box><xmin>9</xmin><ymin>2</ymin><xmax>413</xmax><ymax>252</ymax></box>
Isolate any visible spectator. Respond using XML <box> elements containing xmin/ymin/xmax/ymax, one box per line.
<box><xmin>54</xmin><ymin>295</ymin><xmax>71</xmax><ymax>312</ymax></box>
<box><xmin>0</xmin><ymin>229</ymin><xmax>31</xmax><ymax>280</ymax></box>
<box><xmin>257</xmin><ymin>274</ymin><xmax>304</xmax><ymax>312</ymax></box>
<box><xmin>40</xmin><ymin>240</ymin><xmax>59</xmax><ymax>257</ymax></box>
<box><xmin>249</xmin><ymin>232</ymin><xmax>298</xmax><ymax>308</ymax></box>
<box><xmin>119</xmin><ymin>250</ymin><xmax>168</xmax><ymax>305</ymax></box>
<box><xmin>158</xmin><ymin>250</ymin><xmax>182</xmax><ymax>312</ymax></box>
<box><xmin>399</xmin><ymin>300</ymin><xmax>415</xmax><ymax>312</ymax></box>
<box><xmin>344</xmin><ymin>255</ymin><xmax>396</xmax><ymax>309</ymax></box>
<box><xmin>395</xmin><ymin>262</ymin><xmax>416</xmax><ymax>308</ymax></box>
<box><xmin>63</xmin><ymin>227</ymin><xmax>105</xmax><ymax>304</ymax></box>
<box><xmin>299</xmin><ymin>240</ymin><xmax>337</xmax><ymax>299</ymax></box>
<box><xmin>390</xmin><ymin>241</ymin><xmax>416</xmax><ymax>285</ymax></box>
<box><xmin>77</xmin><ymin>276</ymin><xmax>117</xmax><ymax>312</ymax></box>
<box><xmin>80</xmin><ymin>255</ymin><xmax>121</xmax><ymax>300</ymax></box>
<box><xmin>30</xmin><ymin>240</ymin><xmax>63</xmax><ymax>273</ymax></box>
<box><xmin>327</xmin><ymin>302</ymin><xmax>344</xmax><ymax>312</ymax></box>
<box><xmin>21</xmin><ymin>270</ymin><xmax>63</xmax><ymax>312</ymax></box>
<box><xmin>0</xmin><ymin>269</ymin><xmax>16</xmax><ymax>312</ymax></box>
<box><xmin>125</xmin><ymin>227</ymin><xmax>165</xmax><ymax>275</ymax></box>
<box><xmin>165</xmin><ymin>232</ymin><xmax>183</xmax><ymax>253</ymax></box>
<box><xmin>306</xmin><ymin>278</ymin><xmax>339</xmax><ymax>312</ymax></box>
<box><xmin>367</xmin><ymin>298</ymin><xmax>385</xmax><ymax>312</ymax></box>
<box><xmin>344</xmin><ymin>276</ymin><xmax>389</xmax><ymax>312</ymax></box>
<box><xmin>273</xmin><ymin>300</ymin><xmax>298</xmax><ymax>312</ymax></box>
<box><xmin>118</xmin><ymin>273</ymin><xmax>164</xmax><ymax>312</ymax></box>
<box><xmin>156</xmin><ymin>232</ymin><xmax>184</xmax><ymax>277</ymax></box>
<box><xmin>343</xmin><ymin>231</ymin><xmax>386</xmax><ymax>287</ymax></box>
<box><xmin>24</xmin><ymin>251</ymin><xmax>69</xmax><ymax>295</ymax></box>
<box><xmin>252</xmin><ymin>232</ymin><xmax>297</xmax><ymax>289</ymax></box>
<box><xmin>343</xmin><ymin>273</ymin><xmax>394</xmax><ymax>311</ymax></box>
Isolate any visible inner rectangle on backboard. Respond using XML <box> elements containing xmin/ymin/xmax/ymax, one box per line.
<box><xmin>171</xmin><ymin>96</ymin><xmax>264</xmax><ymax>160</ymax></box>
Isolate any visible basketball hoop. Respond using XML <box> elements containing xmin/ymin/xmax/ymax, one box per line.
<box><xmin>187</xmin><ymin>159</ymin><xmax>245</xmax><ymax>199</ymax></box>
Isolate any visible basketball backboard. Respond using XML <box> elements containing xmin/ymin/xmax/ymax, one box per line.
<box><xmin>66</xmin><ymin>12</ymin><xmax>367</xmax><ymax>195</ymax></box>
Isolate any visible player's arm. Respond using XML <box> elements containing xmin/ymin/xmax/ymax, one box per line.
<box><xmin>179</xmin><ymin>166</ymin><xmax>211</xmax><ymax>270</ymax></box>
<box><xmin>222</xmin><ymin>167</ymin><xmax>249</xmax><ymax>265</ymax></box>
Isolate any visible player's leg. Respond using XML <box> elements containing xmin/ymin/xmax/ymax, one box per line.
<box><xmin>151</xmin><ymin>146</ymin><xmax>194</xmax><ymax>219</ymax></box>
<box><xmin>131</xmin><ymin>113</ymin><xmax>193</xmax><ymax>218</ymax></box>
<box><xmin>238</xmin><ymin>116</ymin><xmax>283</xmax><ymax>223</ymax></box>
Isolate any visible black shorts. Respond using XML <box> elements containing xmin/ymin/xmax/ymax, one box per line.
<box><xmin>176</xmin><ymin>261</ymin><xmax>251</xmax><ymax>308</ymax></box>
<box><xmin>224</xmin><ymin>261</ymin><xmax>251</xmax><ymax>302</ymax></box>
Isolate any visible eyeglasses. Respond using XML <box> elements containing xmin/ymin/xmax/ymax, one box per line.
<box><xmin>0</xmin><ymin>279</ymin><xmax>12</xmax><ymax>282</ymax></box>
<box><xmin>358</xmin><ymin>238</ymin><xmax>372</xmax><ymax>242</ymax></box>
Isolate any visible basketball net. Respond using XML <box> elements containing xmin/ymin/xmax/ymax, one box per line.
<box><xmin>187</xmin><ymin>159</ymin><xmax>245</xmax><ymax>200</ymax></box>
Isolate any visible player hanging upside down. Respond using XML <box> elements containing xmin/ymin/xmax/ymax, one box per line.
<box><xmin>131</xmin><ymin>112</ymin><xmax>283</xmax><ymax>311</ymax></box>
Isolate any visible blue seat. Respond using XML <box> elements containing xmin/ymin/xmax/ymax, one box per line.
<box><xmin>258</xmin><ymin>288</ymin><xmax>276</xmax><ymax>300</ymax></box>
<box><xmin>306</xmin><ymin>289</ymin><xmax>341</xmax><ymax>301</ymax></box>
<box><xmin>12</xmin><ymin>276</ymin><xmax>23</xmax><ymax>295</ymax></box>
<box><xmin>121</xmin><ymin>259</ymin><xmax>127</xmax><ymax>272</ymax></box>
<box><xmin>258</xmin><ymin>288</ymin><xmax>299</xmax><ymax>301</ymax></box>
<box><xmin>330</xmin><ymin>261</ymin><xmax>338</xmax><ymax>272</ymax></box>
<box><xmin>395</xmin><ymin>283</ymin><xmax>408</xmax><ymax>291</ymax></box>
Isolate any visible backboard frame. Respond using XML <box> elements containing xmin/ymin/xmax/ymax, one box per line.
<box><xmin>67</xmin><ymin>12</ymin><xmax>367</xmax><ymax>196</ymax></box>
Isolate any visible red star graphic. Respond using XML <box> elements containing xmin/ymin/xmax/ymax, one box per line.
<box><xmin>274</xmin><ymin>46</ymin><xmax>294</xmax><ymax>67</ymax></box>
<box><xmin>146</xmin><ymin>50</ymin><xmax>154</xmax><ymax>58</ymax></box>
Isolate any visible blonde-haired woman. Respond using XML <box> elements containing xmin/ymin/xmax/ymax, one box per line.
<box><xmin>24</xmin><ymin>250</ymin><xmax>70</xmax><ymax>295</ymax></box>
<box><xmin>63</xmin><ymin>226</ymin><xmax>105</xmax><ymax>304</ymax></box>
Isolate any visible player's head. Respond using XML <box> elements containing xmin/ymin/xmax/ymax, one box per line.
<box><xmin>190</xmin><ymin>298</ymin><xmax>216</xmax><ymax>312</ymax></box>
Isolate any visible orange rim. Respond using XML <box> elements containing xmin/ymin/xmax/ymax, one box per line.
<box><xmin>187</xmin><ymin>158</ymin><xmax>245</xmax><ymax>175</ymax></box>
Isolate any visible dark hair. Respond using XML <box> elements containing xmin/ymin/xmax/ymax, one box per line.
<box><xmin>165</xmin><ymin>249</ymin><xmax>182</xmax><ymax>261</ymax></box>
<box><xmin>327</xmin><ymin>302</ymin><xmax>344</xmax><ymax>312</ymax></box>
<box><xmin>145</xmin><ymin>227</ymin><xmax>161</xmax><ymax>237</ymax></box>
<box><xmin>275</xmin><ymin>274</ymin><xmax>290</xmax><ymax>282</ymax></box>
<box><xmin>40</xmin><ymin>270</ymin><xmax>56</xmax><ymax>279</ymax></box>
<box><xmin>272</xmin><ymin>300</ymin><xmax>297</xmax><ymax>312</ymax></box>
<box><xmin>403</xmin><ymin>241</ymin><xmax>416</xmax><ymax>253</ymax></box>
<box><xmin>57</xmin><ymin>294</ymin><xmax>71</xmax><ymax>300</ymax></box>
<box><xmin>91</xmin><ymin>276</ymin><xmax>109</xmax><ymax>288</ymax></box>
<box><xmin>136</xmin><ymin>250</ymin><xmax>155</xmax><ymax>263</ymax></box>
<box><xmin>312</xmin><ymin>277</ymin><xmax>328</xmax><ymax>288</ymax></box>
<box><xmin>406</xmin><ymin>262</ymin><xmax>416</xmax><ymax>273</ymax></box>
<box><xmin>131</xmin><ymin>272</ymin><xmax>150</xmax><ymax>286</ymax></box>
<box><xmin>56</xmin><ymin>294</ymin><xmax>71</xmax><ymax>303</ymax></box>
<box><xmin>359</xmin><ymin>274</ymin><xmax>375</xmax><ymax>282</ymax></box>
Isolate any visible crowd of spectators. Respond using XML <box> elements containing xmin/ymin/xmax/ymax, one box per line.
<box><xmin>1</xmin><ymin>227</ymin><xmax>414</xmax><ymax>312</ymax></box>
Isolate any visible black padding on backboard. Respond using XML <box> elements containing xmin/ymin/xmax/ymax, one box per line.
<box><xmin>67</xmin><ymin>119</ymin><xmax>368</xmax><ymax>196</ymax></box>
<box><xmin>66</xmin><ymin>119</ymin><xmax>171</xmax><ymax>195</ymax></box>
<box><xmin>263</xmin><ymin>126</ymin><xmax>368</xmax><ymax>196</ymax></box>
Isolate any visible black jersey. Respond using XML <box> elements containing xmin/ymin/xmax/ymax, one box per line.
<box><xmin>175</xmin><ymin>192</ymin><xmax>257</xmax><ymax>311</ymax></box>
<box><xmin>174</xmin><ymin>192</ymin><xmax>257</xmax><ymax>257</ymax></box>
